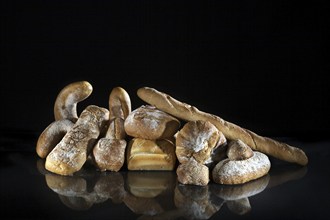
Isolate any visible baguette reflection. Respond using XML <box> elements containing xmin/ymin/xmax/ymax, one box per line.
<box><xmin>38</xmin><ymin>159</ymin><xmax>307</xmax><ymax>219</ymax></box>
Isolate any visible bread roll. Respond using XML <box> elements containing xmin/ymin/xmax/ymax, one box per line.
<box><xmin>127</xmin><ymin>138</ymin><xmax>176</xmax><ymax>171</ymax></box>
<box><xmin>176</xmin><ymin>158</ymin><xmax>209</xmax><ymax>186</ymax></box>
<box><xmin>124</xmin><ymin>105</ymin><xmax>180</xmax><ymax>140</ymax></box>
<box><xmin>212</xmin><ymin>151</ymin><xmax>271</xmax><ymax>185</ymax></box>
<box><xmin>176</xmin><ymin>120</ymin><xmax>225</xmax><ymax>164</ymax></box>
<box><xmin>93</xmin><ymin>138</ymin><xmax>127</xmax><ymax>172</ymax></box>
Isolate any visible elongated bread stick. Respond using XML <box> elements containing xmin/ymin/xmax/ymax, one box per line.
<box><xmin>137</xmin><ymin>87</ymin><xmax>308</xmax><ymax>166</ymax></box>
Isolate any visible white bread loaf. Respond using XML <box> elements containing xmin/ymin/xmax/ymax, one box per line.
<box><xmin>126</xmin><ymin>138</ymin><xmax>176</xmax><ymax>171</ymax></box>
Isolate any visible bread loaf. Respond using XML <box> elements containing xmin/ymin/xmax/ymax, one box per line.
<box><xmin>126</xmin><ymin>138</ymin><xmax>176</xmax><ymax>171</ymax></box>
<box><xmin>45</xmin><ymin>105</ymin><xmax>109</xmax><ymax>175</ymax></box>
<box><xmin>124</xmin><ymin>105</ymin><xmax>180</xmax><ymax>140</ymax></box>
<box><xmin>137</xmin><ymin>87</ymin><xmax>308</xmax><ymax>166</ymax></box>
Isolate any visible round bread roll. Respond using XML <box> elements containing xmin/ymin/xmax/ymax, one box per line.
<box><xmin>126</xmin><ymin>138</ymin><xmax>177</xmax><ymax>171</ymax></box>
<box><xmin>175</xmin><ymin>120</ymin><xmax>225</xmax><ymax>164</ymax></box>
<box><xmin>212</xmin><ymin>151</ymin><xmax>271</xmax><ymax>185</ymax></box>
<box><xmin>124</xmin><ymin>105</ymin><xmax>181</xmax><ymax>140</ymax></box>
<box><xmin>176</xmin><ymin>158</ymin><xmax>210</xmax><ymax>186</ymax></box>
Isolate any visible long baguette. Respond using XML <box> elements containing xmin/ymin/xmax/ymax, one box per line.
<box><xmin>137</xmin><ymin>87</ymin><xmax>308</xmax><ymax>166</ymax></box>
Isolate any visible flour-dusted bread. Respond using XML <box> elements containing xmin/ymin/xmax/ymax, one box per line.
<box><xmin>45</xmin><ymin>105</ymin><xmax>109</xmax><ymax>176</ymax></box>
<box><xmin>176</xmin><ymin>158</ymin><xmax>210</xmax><ymax>186</ymax></box>
<box><xmin>124</xmin><ymin>105</ymin><xmax>181</xmax><ymax>140</ymax></box>
<box><xmin>175</xmin><ymin>120</ymin><xmax>225</xmax><ymax>164</ymax></box>
<box><xmin>126</xmin><ymin>138</ymin><xmax>177</xmax><ymax>171</ymax></box>
<box><xmin>212</xmin><ymin>151</ymin><xmax>271</xmax><ymax>185</ymax></box>
<box><xmin>93</xmin><ymin>138</ymin><xmax>127</xmax><ymax>172</ymax></box>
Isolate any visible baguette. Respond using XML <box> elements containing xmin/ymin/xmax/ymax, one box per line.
<box><xmin>137</xmin><ymin>87</ymin><xmax>308</xmax><ymax>166</ymax></box>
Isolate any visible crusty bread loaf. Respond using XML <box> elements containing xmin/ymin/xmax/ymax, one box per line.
<box><xmin>124</xmin><ymin>105</ymin><xmax>180</xmax><ymax>140</ymax></box>
<box><xmin>45</xmin><ymin>105</ymin><xmax>109</xmax><ymax>175</ymax></box>
<box><xmin>176</xmin><ymin>120</ymin><xmax>225</xmax><ymax>164</ymax></box>
<box><xmin>212</xmin><ymin>151</ymin><xmax>271</xmax><ymax>185</ymax></box>
<box><xmin>137</xmin><ymin>87</ymin><xmax>308</xmax><ymax>166</ymax></box>
<box><xmin>126</xmin><ymin>138</ymin><xmax>176</xmax><ymax>171</ymax></box>
<box><xmin>176</xmin><ymin>158</ymin><xmax>210</xmax><ymax>186</ymax></box>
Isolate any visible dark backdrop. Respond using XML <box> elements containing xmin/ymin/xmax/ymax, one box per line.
<box><xmin>1</xmin><ymin>0</ymin><xmax>329</xmax><ymax>141</ymax></box>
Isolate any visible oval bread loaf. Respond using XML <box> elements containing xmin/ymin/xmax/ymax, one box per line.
<box><xmin>124</xmin><ymin>105</ymin><xmax>180</xmax><ymax>140</ymax></box>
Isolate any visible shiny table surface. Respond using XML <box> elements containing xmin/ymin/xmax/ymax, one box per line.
<box><xmin>1</xmin><ymin>134</ymin><xmax>329</xmax><ymax>220</ymax></box>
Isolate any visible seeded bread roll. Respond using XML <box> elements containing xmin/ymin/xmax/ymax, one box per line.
<box><xmin>176</xmin><ymin>158</ymin><xmax>210</xmax><ymax>186</ymax></box>
<box><xmin>126</xmin><ymin>138</ymin><xmax>176</xmax><ymax>171</ymax></box>
<box><xmin>124</xmin><ymin>105</ymin><xmax>180</xmax><ymax>140</ymax></box>
<box><xmin>176</xmin><ymin>120</ymin><xmax>225</xmax><ymax>164</ymax></box>
<box><xmin>212</xmin><ymin>151</ymin><xmax>271</xmax><ymax>185</ymax></box>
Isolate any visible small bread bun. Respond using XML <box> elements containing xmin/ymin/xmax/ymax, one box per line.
<box><xmin>93</xmin><ymin>138</ymin><xmax>127</xmax><ymax>172</ymax></box>
<box><xmin>212</xmin><ymin>151</ymin><xmax>271</xmax><ymax>185</ymax></box>
<box><xmin>227</xmin><ymin>139</ymin><xmax>254</xmax><ymax>161</ymax></box>
<box><xmin>126</xmin><ymin>138</ymin><xmax>176</xmax><ymax>171</ymax></box>
<box><xmin>124</xmin><ymin>105</ymin><xmax>181</xmax><ymax>140</ymax></box>
<box><xmin>176</xmin><ymin>158</ymin><xmax>209</xmax><ymax>186</ymax></box>
<box><xmin>176</xmin><ymin>120</ymin><xmax>225</xmax><ymax>164</ymax></box>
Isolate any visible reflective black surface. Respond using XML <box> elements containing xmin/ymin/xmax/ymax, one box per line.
<box><xmin>1</xmin><ymin>136</ymin><xmax>330</xmax><ymax>220</ymax></box>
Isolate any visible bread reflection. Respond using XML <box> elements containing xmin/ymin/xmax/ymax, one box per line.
<box><xmin>126</xmin><ymin>171</ymin><xmax>175</xmax><ymax>198</ymax></box>
<box><xmin>44</xmin><ymin>168</ymin><xmax>126</xmax><ymax>210</ymax></box>
<box><xmin>174</xmin><ymin>185</ymin><xmax>223</xmax><ymax>219</ymax></box>
<box><xmin>38</xmin><ymin>159</ymin><xmax>307</xmax><ymax>218</ymax></box>
<box><xmin>210</xmin><ymin>175</ymin><xmax>269</xmax><ymax>215</ymax></box>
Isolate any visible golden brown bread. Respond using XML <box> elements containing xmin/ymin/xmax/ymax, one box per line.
<box><xmin>126</xmin><ymin>138</ymin><xmax>176</xmax><ymax>171</ymax></box>
<box><xmin>124</xmin><ymin>105</ymin><xmax>181</xmax><ymax>140</ymax></box>
<box><xmin>137</xmin><ymin>87</ymin><xmax>308</xmax><ymax>166</ymax></box>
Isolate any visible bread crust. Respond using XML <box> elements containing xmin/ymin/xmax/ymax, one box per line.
<box><xmin>137</xmin><ymin>87</ymin><xmax>308</xmax><ymax>166</ymax></box>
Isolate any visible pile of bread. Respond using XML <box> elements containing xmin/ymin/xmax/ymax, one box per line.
<box><xmin>37</xmin><ymin>81</ymin><xmax>286</xmax><ymax>186</ymax></box>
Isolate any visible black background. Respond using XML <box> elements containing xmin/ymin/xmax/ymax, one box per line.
<box><xmin>1</xmin><ymin>0</ymin><xmax>329</xmax><ymax>142</ymax></box>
